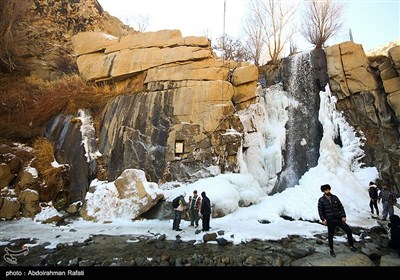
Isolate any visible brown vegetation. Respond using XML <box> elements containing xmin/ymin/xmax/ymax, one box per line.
<box><xmin>0</xmin><ymin>73</ymin><xmax>130</xmax><ymax>143</ymax></box>
<box><xmin>31</xmin><ymin>137</ymin><xmax>70</xmax><ymax>205</ymax></box>
<box><xmin>0</xmin><ymin>0</ymin><xmax>31</xmax><ymax>72</ymax></box>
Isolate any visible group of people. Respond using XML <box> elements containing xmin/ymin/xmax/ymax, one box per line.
<box><xmin>368</xmin><ymin>181</ymin><xmax>397</xmax><ymax>221</ymax></box>
<box><xmin>318</xmin><ymin>182</ymin><xmax>399</xmax><ymax>257</ymax></box>
<box><xmin>172</xmin><ymin>182</ymin><xmax>398</xmax><ymax>257</ymax></box>
<box><xmin>172</xmin><ymin>190</ymin><xmax>211</xmax><ymax>232</ymax></box>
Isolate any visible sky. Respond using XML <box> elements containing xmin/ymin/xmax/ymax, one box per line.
<box><xmin>97</xmin><ymin>0</ymin><xmax>400</xmax><ymax>53</ymax></box>
<box><xmin>2</xmin><ymin>81</ymin><xmax>399</xmax><ymax>253</ymax></box>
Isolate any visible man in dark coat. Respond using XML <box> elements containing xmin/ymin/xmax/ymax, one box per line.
<box><xmin>368</xmin><ymin>181</ymin><xmax>379</xmax><ymax>216</ymax></box>
<box><xmin>318</xmin><ymin>184</ymin><xmax>356</xmax><ymax>257</ymax></box>
<box><xmin>388</xmin><ymin>214</ymin><xmax>400</xmax><ymax>256</ymax></box>
<box><xmin>200</xmin><ymin>191</ymin><xmax>211</xmax><ymax>231</ymax></box>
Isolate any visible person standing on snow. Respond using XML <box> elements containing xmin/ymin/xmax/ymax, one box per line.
<box><xmin>200</xmin><ymin>191</ymin><xmax>211</xmax><ymax>232</ymax></box>
<box><xmin>188</xmin><ymin>190</ymin><xmax>201</xmax><ymax>228</ymax></box>
<box><xmin>378</xmin><ymin>183</ymin><xmax>397</xmax><ymax>221</ymax></box>
<box><xmin>172</xmin><ymin>193</ymin><xmax>186</xmax><ymax>231</ymax></box>
<box><xmin>368</xmin><ymin>181</ymin><xmax>379</xmax><ymax>216</ymax></box>
<box><xmin>318</xmin><ymin>184</ymin><xmax>356</xmax><ymax>257</ymax></box>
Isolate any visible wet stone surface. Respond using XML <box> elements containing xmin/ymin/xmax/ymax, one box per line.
<box><xmin>1</xmin><ymin>224</ymin><xmax>399</xmax><ymax>267</ymax></box>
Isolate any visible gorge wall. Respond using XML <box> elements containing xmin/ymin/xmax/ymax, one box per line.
<box><xmin>1</xmin><ymin>0</ymin><xmax>399</xmax><ymax>220</ymax></box>
<box><xmin>326</xmin><ymin>42</ymin><xmax>400</xmax><ymax>191</ymax></box>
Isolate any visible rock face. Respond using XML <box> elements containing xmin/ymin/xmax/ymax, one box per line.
<box><xmin>14</xmin><ymin>0</ymin><xmax>134</xmax><ymax>80</ymax></box>
<box><xmin>326</xmin><ymin>41</ymin><xmax>400</xmax><ymax>190</ymax></box>
<box><xmin>72</xmin><ymin>29</ymin><xmax>259</xmax><ymax>183</ymax></box>
<box><xmin>45</xmin><ymin>112</ymin><xmax>97</xmax><ymax>202</ymax></box>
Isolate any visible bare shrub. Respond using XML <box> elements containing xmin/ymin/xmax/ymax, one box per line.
<box><xmin>32</xmin><ymin>138</ymin><xmax>54</xmax><ymax>171</ymax></box>
<box><xmin>0</xmin><ymin>0</ymin><xmax>30</xmax><ymax>72</ymax></box>
<box><xmin>301</xmin><ymin>0</ymin><xmax>345</xmax><ymax>48</ymax></box>
<box><xmin>0</xmin><ymin>73</ymin><xmax>130</xmax><ymax>142</ymax></box>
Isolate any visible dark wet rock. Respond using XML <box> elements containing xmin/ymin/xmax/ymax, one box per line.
<box><xmin>157</xmin><ymin>234</ymin><xmax>166</xmax><ymax>241</ymax></box>
<box><xmin>216</xmin><ymin>237</ymin><xmax>228</xmax><ymax>246</ymax></box>
<box><xmin>1</xmin><ymin>225</ymin><xmax>399</xmax><ymax>267</ymax></box>
<box><xmin>203</xmin><ymin>233</ymin><xmax>217</xmax><ymax>243</ymax></box>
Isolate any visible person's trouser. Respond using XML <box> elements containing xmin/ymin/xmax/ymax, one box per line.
<box><xmin>173</xmin><ymin>210</ymin><xmax>182</xmax><ymax>230</ymax></box>
<box><xmin>327</xmin><ymin>219</ymin><xmax>354</xmax><ymax>250</ymax></box>
<box><xmin>370</xmin><ymin>199</ymin><xmax>379</xmax><ymax>215</ymax></box>
<box><xmin>382</xmin><ymin>201</ymin><xmax>394</xmax><ymax>220</ymax></box>
<box><xmin>190</xmin><ymin>209</ymin><xmax>200</xmax><ymax>226</ymax></box>
<box><xmin>202</xmin><ymin>214</ymin><xmax>210</xmax><ymax>231</ymax></box>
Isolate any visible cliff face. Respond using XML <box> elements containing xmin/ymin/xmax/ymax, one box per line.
<box><xmin>13</xmin><ymin>0</ymin><xmax>135</xmax><ymax>80</ymax></box>
<box><xmin>326</xmin><ymin>42</ymin><xmax>400</xmax><ymax>190</ymax></box>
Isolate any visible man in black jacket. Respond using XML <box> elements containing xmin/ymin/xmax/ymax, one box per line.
<box><xmin>200</xmin><ymin>191</ymin><xmax>211</xmax><ymax>231</ymax></box>
<box><xmin>318</xmin><ymin>184</ymin><xmax>356</xmax><ymax>257</ymax></box>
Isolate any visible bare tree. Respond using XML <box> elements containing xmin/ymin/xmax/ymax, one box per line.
<box><xmin>244</xmin><ymin>0</ymin><xmax>297</xmax><ymax>65</ymax></box>
<box><xmin>242</xmin><ymin>13</ymin><xmax>266</xmax><ymax>66</ymax></box>
<box><xmin>213</xmin><ymin>35</ymin><xmax>251</xmax><ymax>62</ymax></box>
<box><xmin>134</xmin><ymin>14</ymin><xmax>150</xmax><ymax>32</ymax></box>
<box><xmin>301</xmin><ymin>0</ymin><xmax>345</xmax><ymax>48</ymax></box>
<box><xmin>0</xmin><ymin>0</ymin><xmax>30</xmax><ymax>72</ymax></box>
<box><xmin>124</xmin><ymin>14</ymin><xmax>150</xmax><ymax>32</ymax></box>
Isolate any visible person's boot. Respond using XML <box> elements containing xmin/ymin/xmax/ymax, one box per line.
<box><xmin>330</xmin><ymin>250</ymin><xmax>336</xmax><ymax>257</ymax></box>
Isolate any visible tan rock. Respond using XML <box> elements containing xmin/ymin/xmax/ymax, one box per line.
<box><xmin>346</xmin><ymin>67</ymin><xmax>378</xmax><ymax>94</ymax></box>
<box><xmin>383</xmin><ymin>77</ymin><xmax>400</xmax><ymax>94</ymax></box>
<box><xmin>340</xmin><ymin>41</ymin><xmax>369</xmax><ymax>72</ymax></box>
<box><xmin>18</xmin><ymin>189</ymin><xmax>40</xmax><ymax>217</ymax></box>
<box><xmin>326</xmin><ymin>45</ymin><xmax>350</xmax><ymax>97</ymax></box>
<box><xmin>380</xmin><ymin>67</ymin><xmax>398</xmax><ymax>80</ymax></box>
<box><xmin>233</xmin><ymin>81</ymin><xmax>258</xmax><ymax>104</ymax></box>
<box><xmin>111</xmin><ymin>47</ymin><xmax>212</xmax><ymax>79</ymax></box>
<box><xmin>170</xmin><ymin>80</ymin><xmax>235</xmax><ymax>132</ymax></box>
<box><xmin>0</xmin><ymin>197</ymin><xmax>20</xmax><ymax>220</ymax></box>
<box><xmin>0</xmin><ymin>164</ymin><xmax>13</xmax><ymax>189</ymax></box>
<box><xmin>389</xmin><ymin>45</ymin><xmax>400</xmax><ymax>72</ymax></box>
<box><xmin>144</xmin><ymin>59</ymin><xmax>229</xmax><ymax>83</ymax></box>
<box><xmin>72</xmin><ymin>31</ymin><xmax>118</xmax><ymax>56</ymax></box>
<box><xmin>105</xmin><ymin>30</ymin><xmax>185</xmax><ymax>54</ymax></box>
<box><xmin>81</xmin><ymin>169</ymin><xmax>163</xmax><ymax>221</ymax></box>
<box><xmin>66</xmin><ymin>201</ymin><xmax>82</xmax><ymax>214</ymax></box>
<box><xmin>19</xmin><ymin>169</ymin><xmax>39</xmax><ymax>190</ymax></box>
<box><xmin>231</xmin><ymin>64</ymin><xmax>258</xmax><ymax>86</ymax></box>
<box><xmin>387</xmin><ymin>90</ymin><xmax>400</xmax><ymax>121</ymax></box>
<box><xmin>379</xmin><ymin>59</ymin><xmax>395</xmax><ymax>72</ymax></box>
<box><xmin>76</xmin><ymin>52</ymin><xmax>117</xmax><ymax>81</ymax></box>
<box><xmin>326</xmin><ymin>41</ymin><xmax>377</xmax><ymax>96</ymax></box>
<box><xmin>184</xmin><ymin>36</ymin><xmax>210</xmax><ymax>47</ymax></box>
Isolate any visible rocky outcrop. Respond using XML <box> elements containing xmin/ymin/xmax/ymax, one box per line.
<box><xmin>80</xmin><ymin>169</ymin><xmax>163</xmax><ymax>221</ymax></box>
<box><xmin>0</xmin><ymin>197</ymin><xmax>20</xmax><ymax>219</ymax></box>
<box><xmin>45</xmin><ymin>111</ymin><xmax>97</xmax><ymax>203</ymax></box>
<box><xmin>326</xmin><ymin>41</ymin><xmax>400</xmax><ymax>190</ymax></box>
<box><xmin>71</xmin><ymin>29</ymin><xmax>258</xmax><ymax>183</ymax></box>
<box><xmin>18</xmin><ymin>189</ymin><xmax>40</xmax><ymax>217</ymax></box>
<box><xmin>13</xmin><ymin>0</ymin><xmax>134</xmax><ymax>80</ymax></box>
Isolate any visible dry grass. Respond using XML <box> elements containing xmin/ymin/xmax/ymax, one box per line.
<box><xmin>31</xmin><ymin>137</ymin><xmax>71</xmax><ymax>203</ymax></box>
<box><xmin>0</xmin><ymin>0</ymin><xmax>30</xmax><ymax>72</ymax></box>
<box><xmin>32</xmin><ymin>137</ymin><xmax>54</xmax><ymax>171</ymax></box>
<box><xmin>0</xmin><ymin>73</ymin><xmax>130</xmax><ymax>143</ymax></box>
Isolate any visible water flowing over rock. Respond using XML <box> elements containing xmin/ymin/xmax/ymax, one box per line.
<box><xmin>272</xmin><ymin>50</ymin><xmax>326</xmax><ymax>193</ymax></box>
<box><xmin>45</xmin><ymin>110</ymin><xmax>97</xmax><ymax>202</ymax></box>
